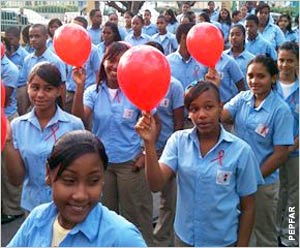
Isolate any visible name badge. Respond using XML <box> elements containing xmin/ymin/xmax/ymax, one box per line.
<box><xmin>160</xmin><ymin>98</ymin><xmax>170</xmax><ymax>108</ymax></box>
<box><xmin>123</xmin><ymin>109</ymin><xmax>134</xmax><ymax>119</ymax></box>
<box><xmin>255</xmin><ymin>123</ymin><xmax>269</xmax><ymax>138</ymax></box>
<box><xmin>295</xmin><ymin>104</ymin><xmax>299</xmax><ymax>114</ymax></box>
<box><xmin>216</xmin><ymin>170</ymin><xmax>231</xmax><ymax>185</ymax></box>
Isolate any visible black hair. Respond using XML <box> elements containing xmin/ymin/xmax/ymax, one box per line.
<box><xmin>96</xmin><ymin>42</ymin><xmax>129</xmax><ymax>92</ymax></box>
<box><xmin>245</xmin><ymin>14</ymin><xmax>259</xmax><ymax>25</ymax></box>
<box><xmin>89</xmin><ymin>8</ymin><xmax>101</xmax><ymax>19</ymax></box>
<box><xmin>247</xmin><ymin>55</ymin><xmax>278</xmax><ymax>77</ymax></box>
<box><xmin>157</xmin><ymin>14</ymin><xmax>167</xmax><ymax>23</ymax></box>
<box><xmin>5</xmin><ymin>26</ymin><xmax>21</xmax><ymax>38</ymax></box>
<box><xmin>232</xmin><ymin>10</ymin><xmax>241</xmax><ymax>18</ymax></box>
<box><xmin>278</xmin><ymin>41</ymin><xmax>299</xmax><ymax>60</ymax></box>
<box><xmin>74</xmin><ymin>16</ymin><xmax>88</xmax><ymax>29</ymax></box>
<box><xmin>199</xmin><ymin>12</ymin><xmax>211</xmax><ymax>22</ymax></box>
<box><xmin>47</xmin><ymin>130</ymin><xmax>108</xmax><ymax>180</ymax></box>
<box><xmin>145</xmin><ymin>41</ymin><xmax>164</xmax><ymax>54</ymax></box>
<box><xmin>182</xmin><ymin>11</ymin><xmax>196</xmax><ymax>24</ymax></box>
<box><xmin>218</xmin><ymin>8</ymin><xmax>231</xmax><ymax>25</ymax></box>
<box><xmin>21</xmin><ymin>24</ymin><xmax>32</xmax><ymax>44</ymax></box>
<box><xmin>47</xmin><ymin>18</ymin><xmax>63</xmax><ymax>37</ymax></box>
<box><xmin>175</xmin><ymin>22</ymin><xmax>194</xmax><ymax>43</ymax></box>
<box><xmin>144</xmin><ymin>9</ymin><xmax>152</xmax><ymax>15</ymax></box>
<box><xmin>230</xmin><ymin>24</ymin><xmax>246</xmax><ymax>47</ymax></box>
<box><xmin>133</xmin><ymin>15</ymin><xmax>144</xmax><ymax>25</ymax></box>
<box><xmin>164</xmin><ymin>9</ymin><xmax>178</xmax><ymax>24</ymax></box>
<box><xmin>124</xmin><ymin>11</ymin><xmax>134</xmax><ymax>18</ymax></box>
<box><xmin>277</xmin><ymin>14</ymin><xmax>294</xmax><ymax>33</ymax></box>
<box><xmin>184</xmin><ymin>80</ymin><xmax>220</xmax><ymax>110</ymax></box>
<box><xmin>30</xmin><ymin>23</ymin><xmax>48</xmax><ymax>35</ymax></box>
<box><xmin>208</xmin><ymin>1</ymin><xmax>215</xmax><ymax>6</ymax></box>
<box><xmin>103</xmin><ymin>21</ymin><xmax>122</xmax><ymax>42</ymax></box>
<box><xmin>28</xmin><ymin>62</ymin><xmax>63</xmax><ymax>108</ymax></box>
<box><xmin>255</xmin><ymin>2</ymin><xmax>270</xmax><ymax>15</ymax></box>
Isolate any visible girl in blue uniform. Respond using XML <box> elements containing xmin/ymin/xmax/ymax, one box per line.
<box><xmin>275</xmin><ymin>41</ymin><xmax>299</xmax><ymax>247</ymax></box>
<box><xmin>3</xmin><ymin>62</ymin><xmax>84</xmax><ymax>213</ymax></box>
<box><xmin>72</xmin><ymin>42</ymin><xmax>160</xmax><ymax>246</ymax></box>
<box><xmin>217</xmin><ymin>55</ymin><xmax>294</xmax><ymax>246</ymax></box>
<box><xmin>135</xmin><ymin>80</ymin><xmax>263</xmax><ymax>247</ymax></box>
<box><xmin>8</xmin><ymin>130</ymin><xmax>146</xmax><ymax>247</ymax></box>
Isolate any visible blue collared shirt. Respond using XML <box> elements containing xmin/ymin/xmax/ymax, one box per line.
<box><xmin>275</xmin><ymin>78</ymin><xmax>299</xmax><ymax>158</ymax></box>
<box><xmin>167</xmin><ymin>51</ymin><xmax>208</xmax><ymax>89</ymax></box>
<box><xmin>87</xmin><ymin>25</ymin><xmax>102</xmax><ymax>45</ymax></box>
<box><xmin>156</xmin><ymin>77</ymin><xmax>184</xmax><ymax>150</ymax></box>
<box><xmin>160</xmin><ymin>126</ymin><xmax>263</xmax><ymax>246</ymax></box>
<box><xmin>19</xmin><ymin>48</ymin><xmax>67</xmax><ymax>87</ymax></box>
<box><xmin>84</xmin><ymin>83</ymin><xmax>142</xmax><ymax>163</ymax></box>
<box><xmin>283</xmin><ymin>30</ymin><xmax>298</xmax><ymax>43</ymax></box>
<box><xmin>11</xmin><ymin>106</ymin><xmax>84</xmax><ymax>211</ymax></box>
<box><xmin>143</xmin><ymin>23</ymin><xmax>158</xmax><ymax>36</ymax></box>
<box><xmin>118</xmin><ymin>26</ymin><xmax>127</xmax><ymax>40</ymax></box>
<box><xmin>8</xmin><ymin>202</ymin><xmax>146</xmax><ymax>247</ymax></box>
<box><xmin>215</xmin><ymin>53</ymin><xmax>244</xmax><ymax>103</ymax></box>
<box><xmin>258</xmin><ymin>20</ymin><xmax>286</xmax><ymax>49</ymax></box>
<box><xmin>46</xmin><ymin>38</ymin><xmax>55</xmax><ymax>53</ymax></box>
<box><xmin>224</xmin><ymin>90</ymin><xmax>294</xmax><ymax>184</ymax></box>
<box><xmin>245</xmin><ymin>34</ymin><xmax>277</xmax><ymax>60</ymax></box>
<box><xmin>124</xmin><ymin>32</ymin><xmax>152</xmax><ymax>46</ymax></box>
<box><xmin>166</xmin><ymin>22</ymin><xmax>179</xmax><ymax>34</ymax></box>
<box><xmin>66</xmin><ymin>44</ymin><xmax>100</xmax><ymax>92</ymax></box>
<box><xmin>224</xmin><ymin>48</ymin><xmax>255</xmax><ymax>90</ymax></box>
<box><xmin>7</xmin><ymin>45</ymin><xmax>29</xmax><ymax>71</ymax></box>
<box><xmin>151</xmin><ymin>32</ymin><xmax>178</xmax><ymax>55</ymax></box>
<box><xmin>210</xmin><ymin>10</ymin><xmax>219</xmax><ymax>22</ymax></box>
<box><xmin>1</xmin><ymin>55</ymin><xmax>19</xmax><ymax>117</ymax></box>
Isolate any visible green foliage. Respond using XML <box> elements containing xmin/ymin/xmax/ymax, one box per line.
<box><xmin>155</xmin><ymin>6</ymin><xmax>179</xmax><ymax>15</ymax></box>
<box><xmin>25</xmin><ymin>5</ymin><xmax>78</xmax><ymax>13</ymax></box>
<box><xmin>271</xmin><ymin>6</ymin><xmax>298</xmax><ymax>17</ymax></box>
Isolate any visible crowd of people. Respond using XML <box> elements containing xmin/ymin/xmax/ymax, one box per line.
<box><xmin>1</xmin><ymin>0</ymin><xmax>299</xmax><ymax>247</ymax></box>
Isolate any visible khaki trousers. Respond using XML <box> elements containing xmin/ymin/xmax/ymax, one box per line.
<box><xmin>277</xmin><ymin>157</ymin><xmax>299</xmax><ymax>246</ymax></box>
<box><xmin>101</xmin><ymin>161</ymin><xmax>153</xmax><ymax>246</ymax></box>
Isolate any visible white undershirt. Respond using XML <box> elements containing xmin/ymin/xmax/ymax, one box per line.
<box><xmin>159</xmin><ymin>34</ymin><xmax>167</xmax><ymax>42</ymax></box>
<box><xmin>279</xmin><ymin>81</ymin><xmax>296</xmax><ymax>100</ymax></box>
<box><xmin>108</xmin><ymin>88</ymin><xmax>118</xmax><ymax>100</ymax></box>
<box><xmin>51</xmin><ymin>215</ymin><xmax>71</xmax><ymax>247</ymax></box>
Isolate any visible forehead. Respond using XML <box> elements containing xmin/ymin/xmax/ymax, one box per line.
<box><xmin>191</xmin><ymin>87</ymin><xmax>219</xmax><ymax>104</ymax></box>
<box><xmin>109</xmin><ymin>14</ymin><xmax>118</xmax><ymax>19</ymax></box>
<box><xmin>247</xmin><ymin>62</ymin><xmax>269</xmax><ymax>73</ymax></box>
<box><xmin>258</xmin><ymin>7</ymin><xmax>269</xmax><ymax>13</ymax></box>
<box><xmin>132</xmin><ymin>16</ymin><xmax>142</xmax><ymax>23</ymax></box>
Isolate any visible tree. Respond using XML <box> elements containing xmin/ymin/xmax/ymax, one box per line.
<box><xmin>104</xmin><ymin>1</ymin><xmax>145</xmax><ymax>15</ymax></box>
<box><xmin>176</xmin><ymin>1</ymin><xmax>197</xmax><ymax>10</ymax></box>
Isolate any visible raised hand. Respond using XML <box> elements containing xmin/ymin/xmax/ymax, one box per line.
<box><xmin>72</xmin><ymin>67</ymin><xmax>86</xmax><ymax>86</ymax></box>
<box><xmin>135</xmin><ymin>112</ymin><xmax>157</xmax><ymax>144</ymax></box>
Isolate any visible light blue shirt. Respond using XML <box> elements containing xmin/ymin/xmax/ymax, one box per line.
<box><xmin>283</xmin><ymin>30</ymin><xmax>298</xmax><ymax>43</ymax></box>
<box><xmin>46</xmin><ymin>38</ymin><xmax>55</xmax><ymax>53</ymax></box>
<box><xmin>143</xmin><ymin>23</ymin><xmax>158</xmax><ymax>36</ymax></box>
<box><xmin>124</xmin><ymin>32</ymin><xmax>152</xmax><ymax>46</ymax></box>
<box><xmin>1</xmin><ymin>55</ymin><xmax>19</xmax><ymax>117</ymax></box>
<box><xmin>224</xmin><ymin>48</ymin><xmax>255</xmax><ymax>90</ymax></box>
<box><xmin>151</xmin><ymin>32</ymin><xmax>178</xmax><ymax>55</ymax></box>
<box><xmin>96</xmin><ymin>41</ymin><xmax>106</xmax><ymax>63</ymax></box>
<box><xmin>66</xmin><ymin>44</ymin><xmax>100</xmax><ymax>92</ymax></box>
<box><xmin>215</xmin><ymin>53</ymin><xmax>244</xmax><ymax>103</ymax></box>
<box><xmin>166</xmin><ymin>22</ymin><xmax>179</xmax><ymax>34</ymax></box>
<box><xmin>11</xmin><ymin>106</ymin><xmax>84</xmax><ymax>211</ymax></box>
<box><xmin>210</xmin><ymin>10</ymin><xmax>219</xmax><ymax>22</ymax></box>
<box><xmin>160</xmin><ymin>126</ymin><xmax>263</xmax><ymax>246</ymax></box>
<box><xmin>156</xmin><ymin>77</ymin><xmax>184</xmax><ymax>150</ymax></box>
<box><xmin>19</xmin><ymin>48</ymin><xmax>67</xmax><ymax>87</ymax></box>
<box><xmin>87</xmin><ymin>25</ymin><xmax>102</xmax><ymax>45</ymax></box>
<box><xmin>8</xmin><ymin>202</ymin><xmax>146</xmax><ymax>247</ymax></box>
<box><xmin>245</xmin><ymin>34</ymin><xmax>277</xmax><ymax>60</ymax></box>
<box><xmin>7</xmin><ymin>45</ymin><xmax>29</xmax><ymax>72</ymax></box>
<box><xmin>220</xmin><ymin>22</ymin><xmax>231</xmax><ymax>43</ymax></box>
<box><xmin>224</xmin><ymin>90</ymin><xmax>294</xmax><ymax>184</ymax></box>
<box><xmin>276</xmin><ymin>78</ymin><xmax>299</xmax><ymax>158</ymax></box>
<box><xmin>167</xmin><ymin>51</ymin><xmax>208</xmax><ymax>89</ymax></box>
<box><xmin>24</xmin><ymin>44</ymin><xmax>35</xmax><ymax>54</ymax></box>
<box><xmin>258</xmin><ymin>20</ymin><xmax>286</xmax><ymax>49</ymax></box>
<box><xmin>84</xmin><ymin>83</ymin><xmax>142</xmax><ymax>163</ymax></box>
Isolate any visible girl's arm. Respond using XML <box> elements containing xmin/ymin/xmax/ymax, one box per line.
<box><xmin>3</xmin><ymin>121</ymin><xmax>25</xmax><ymax>186</ymax></box>
<box><xmin>173</xmin><ymin>106</ymin><xmax>184</xmax><ymax>131</ymax></box>
<box><xmin>135</xmin><ymin>112</ymin><xmax>174</xmax><ymax>192</ymax></box>
<box><xmin>288</xmin><ymin>135</ymin><xmax>299</xmax><ymax>153</ymax></box>
<box><xmin>71</xmin><ymin>67</ymin><xmax>92</xmax><ymax>127</ymax></box>
<box><xmin>237</xmin><ymin>194</ymin><xmax>255</xmax><ymax>246</ymax></box>
<box><xmin>260</xmin><ymin>145</ymin><xmax>289</xmax><ymax>178</ymax></box>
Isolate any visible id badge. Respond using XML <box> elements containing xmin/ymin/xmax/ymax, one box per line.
<box><xmin>216</xmin><ymin>170</ymin><xmax>231</xmax><ymax>185</ymax></box>
<box><xmin>123</xmin><ymin>109</ymin><xmax>134</xmax><ymax>119</ymax></box>
<box><xmin>255</xmin><ymin>123</ymin><xmax>269</xmax><ymax>138</ymax></box>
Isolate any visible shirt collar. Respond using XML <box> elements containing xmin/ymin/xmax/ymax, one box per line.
<box><xmin>175</xmin><ymin>50</ymin><xmax>192</xmax><ymax>63</ymax></box>
<box><xmin>32</xmin><ymin>47</ymin><xmax>51</xmax><ymax>59</ymax></box>
<box><xmin>245</xmin><ymin>90</ymin><xmax>276</xmax><ymax>112</ymax></box>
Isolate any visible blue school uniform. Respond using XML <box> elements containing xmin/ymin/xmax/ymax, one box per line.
<box><xmin>143</xmin><ymin>23</ymin><xmax>158</xmax><ymax>36</ymax></box>
<box><xmin>159</xmin><ymin>126</ymin><xmax>263</xmax><ymax>246</ymax></box>
<box><xmin>87</xmin><ymin>25</ymin><xmax>102</xmax><ymax>45</ymax></box>
<box><xmin>11</xmin><ymin>106</ymin><xmax>84</xmax><ymax>211</ymax></box>
<box><xmin>46</xmin><ymin>38</ymin><xmax>55</xmax><ymax>53</ymax></box>
<box><xmin>151</xmin><ymin>32</ymin><xmax>178</xmax><ymax>55</ymax></box>
<box><xmin>224</xmin><ymin>48</ymin><xmax>255</xmax><ymax>90</ymax></box>
<box><xmin>96</xmin><ymin>41</ymin><xmax>106</xmax><ymax>62</ymax></box>
<box><xmin>210</xmin><ymin>10</ymin><xmax>219</xmax><ymax>22</ymax></box>
<box><xmin>8</xmin><ymin>202</ymin><xmax>146</xmax><ymax>247</ymax></box>
<box><xmin>167</xmin><ymin>51</ymin><xmax>207</xmax><ymax>89</ymax></box>
<box><xmin>66</xmin><ymin>44</ymin><xmax>100</xmax><ymax>92</ymax></box>
<box><xmin>19</xmin><ymin>48</ymin><xmax>67</xmax><ymax>87</ymax></box>
<box><xmin>166</xmin><ymin>22</ymin><xmax>179</xmax><ymax>34</ymax></box>
<box><xmin>156</xmin><ymin>77</ymin><xmax>184</xmax><ymax>150</ymax></box>
<box><xmin>7</xmin><ymin>45</ymin><xmax>29</xmax><ymax>71</ymax></box>
<box><xmin>283</xmin><ymin>30</ymin><xmax>298</xmax><ymax>43</ymax></box>
<box><xmin>276</xmin><ymin>79</ymin><xmax>299</xmax><ymax>158</ymax></box>
<box><xmin>1</xmin><ymin>55</ymin><xmax>19</xmax><ymax>117</ymax></box>
<box><xmin>215</xmin><ymin>53</ymin><xmax>244</xmax><ymax>103</ymax></box>
<box><xmin>118</xmin><ymin>26</ymin><xmax>127</xmax><ymax>40</ymax></box>
<box><xmin>245</xmin><ymin>34</ymin><xmax>277</xmax><ymax>60</ymax></box>
<box><xmin>224</xmin><ymin>90</ymin><xmax>294</xmax><ymax>184</ymax></box>
<box><xmin>83</xmin><ymin>83</ymin><xmax>142</xmax><ymax>163</ymax></box>
<box><xmin>258</xmin><ymin>20</ymin><xmax>286</xmax><ymax>48</ymax></box>
<box><xmin>124</xmin><ymin>32</ymin><xmax>152</xmax><ymax>46</ymax></box>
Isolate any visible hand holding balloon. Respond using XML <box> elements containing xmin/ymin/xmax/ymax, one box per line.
<box><xmin>72</xmin><ymin>67</ymin><xmax>86</xmax><ymax>87</ymax></box>
<box><xmin>205</xmin><ymin>68</ymin><xmax>221</xmax><ymax>88</ymax></box>
<box><xmin>135</xmin><ymin>112</ymin><xmax>157</xmax><ymax>144</ymax></box>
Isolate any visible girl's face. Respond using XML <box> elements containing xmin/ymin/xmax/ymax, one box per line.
<box><xmin>247</xmin><ymin>62</ymin><xmax>275</xmax><ymax>98</ymax></box>
<box><xmin>220</xmin><ymin>9</ymin><xmax>229</xmax><ymax>20</ymax></box>
<box><xmin>49</xmin><ymin>23</ymin><xmax>61</xmax><ymax>38</ymax></box>
<box><xmin>198</xmin><ymin>15</ymin><xmax>206</xmax><ymax>23</ymax></box>
<box><xmin>257</xmin><ymin>7</ymin><xmax>269</xmax><ymax>25</ymax></box>
<box><xmin>27</xmin><ymin>75</ymin><xmax>61</xmax><ymax>111</ymax></box>
<box><xmin>48</xmin><ymin>153</ymin><xmax>104</xmax><ymax>229</ymax></box>
<box><xmin>277</xmin><ymin>49</ymin><xmax>299</xmax><ymax>76</ymax></box>
<box><xmin>188</xmin><ymin>89</ymin><xmax>221</xmax><ymax>137</ymax></box>
<box><xmin>164</xmin><ymin>12</ymin><xmax>171</xmax><ymax>22</ymax></box>
<box><xmin>102</xmin><ymin>26</ymin><xmax>114</xmax><ymax>45</ymax></box>
<box><xmin>143</xmin><ymin>11</ymin><xmax>151</xmax><ymax>23</ymax></box>
<box><xmin>104</xmin><ymin>53</ymin><xmax>123</xmax><ymax>84</ymax></box>
<box><xmin>229</xmin><ymin>27</ymin><xmax>244</xmax><ymax>48</ymax></box>
<box><xmin>131</xmin><ymin>16</ymin><xmax>143</xmax><ymax>34</ymax></box>
<box><xmin>278</xmin><ymin>17</ymin><xmax>289</xmax><ymax>31</ymax></box>
<box><xmin>124</xmin><ymin>13</ymin><xmax>132</xmax><ymax>27</ymax></box>
<box><xmin>109</xmin><ymin>14</ymin><xmax>118</xmax><ymax>25</ymax></box>
<box><xmin>240</xmin><ymin>6</ymin><xmax>247</xmax><ymax>18</ymax></box>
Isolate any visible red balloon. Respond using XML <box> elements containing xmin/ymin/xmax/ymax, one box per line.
<box><xmin>1</xmin><ymin>42</ymin><xmax>5</xmax><ymax>58</ymax></box>
<box><xmin>186</xmin><ymin>23</ymin><xmax>224</xmax><ymax>68</ymax></box>
<box><xmin>118</xmin><ymin>45</ymin><xmax>171</xmax><ymax>111</ymax></box>
<box><xmin>1</xmin><ymin>109</ymin><xmax>7</xmax><ymax>151</ymax></box>
<box><xmin>53</xmin><ymin>24</ymin><xmax>91</xmax><ymax>67</ymax></box>
<box><xmin>1</xmin><ymin>81</ymin><xmax>5</xmax><ymax>108</ymax></box>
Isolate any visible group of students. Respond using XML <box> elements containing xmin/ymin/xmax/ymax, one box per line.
<box><xmin>1</xmin><ymin>2</ymin><xmax>299</xmax><ymax>248</ymax></box>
